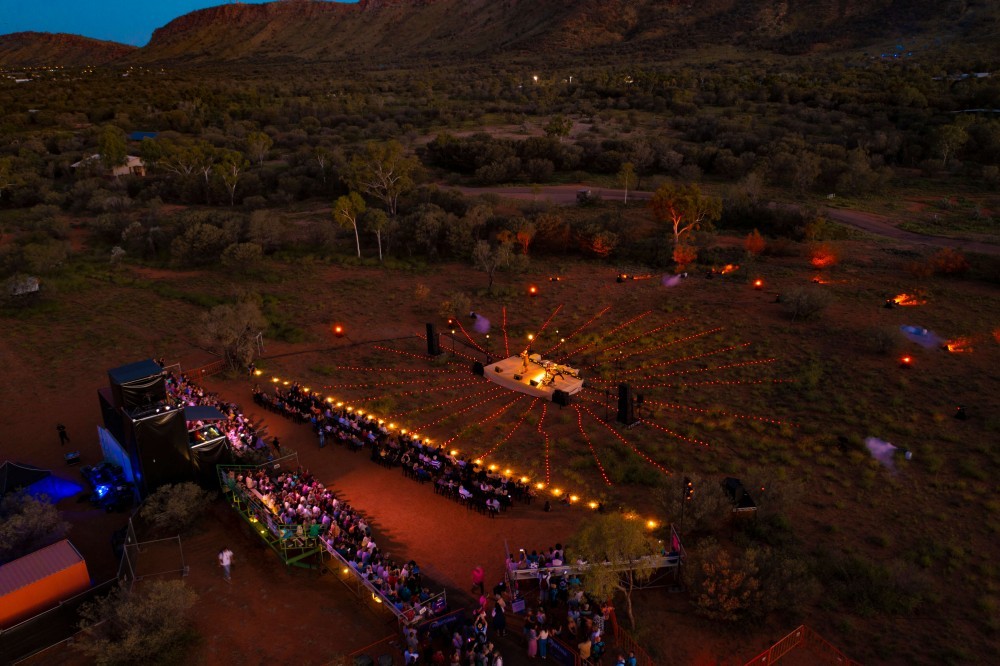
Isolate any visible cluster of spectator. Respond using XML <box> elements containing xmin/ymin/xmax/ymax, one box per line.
<box><xmin>166</xmin><ymin>371</ymin><xmax>267</xmax><ymax>457</ymax></box>
<box><xmin>227</xmin><ymin>464</ymin><xmax>441</xmax><ymax>621</ymax></box>
<box><xmin>253</xmin><ymin>383</ymin><xmax>537</xmax><ymax>514</ymax></box>
<box><xmin>506</xmin><ymin>544</ymin><xmax>622</xmax><ymax>664</ymax></box>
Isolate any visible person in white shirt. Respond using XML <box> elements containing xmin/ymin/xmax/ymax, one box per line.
<box><xmin>218</xmin><ymin>547</ymin><xmax>233</xmax><ymax>582</ymax></box>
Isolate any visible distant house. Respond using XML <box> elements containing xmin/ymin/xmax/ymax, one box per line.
<box><xmin>70</xmin><ymin>154</ymin><xmax>146</xmax><ymax>178</ymax></box>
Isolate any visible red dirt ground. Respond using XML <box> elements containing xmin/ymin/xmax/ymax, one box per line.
<box><xmin>4</xmin><ymin>244</ymin><xmax>999</xmax><ymax>665</ymax></box>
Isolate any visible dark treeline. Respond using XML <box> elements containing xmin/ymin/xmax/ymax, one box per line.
<box><xmin>0</xmin><ymin>52</ymin><xmax>997</xmax><ymax>278</ymax></box>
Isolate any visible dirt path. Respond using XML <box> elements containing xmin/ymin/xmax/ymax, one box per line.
<box><xmin>450</xmin><ymin>184</ymin><xmax>1000</xmax><ymax>256</ymax></box>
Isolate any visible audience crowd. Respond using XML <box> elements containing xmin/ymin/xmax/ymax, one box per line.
<box><xmin>253</xmin><ymin>384</ymin><xmax>537</xmax><ymax>514</ymax></box>
<box><xmin>227</xmin><ymin>464</ymin><xmax>444</xmax><ymax>622</ymax></box>
<box><xmin>166</xmin><ymin>371</ymin><xmax>268</xmax><ymax>458</ymax></box>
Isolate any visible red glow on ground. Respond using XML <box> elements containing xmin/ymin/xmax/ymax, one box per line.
<box><xmin>333</xmin><ymin>324</ymin><xmax>344</xmax><ymax>337</ymax></box>
<box><xmin>810</xmin><ymin>254</ymin><xmax>837</xmax><ymax>268</ymax></box>
<box><xmin>944</xmin><ymin>338</ymin><xmax>973</xmax><ymax>353</ymax></box>
<box><xmin>893</xmin><ymin>293</ymin><xmax>926</xmax><ymax>306</ymax></box>
<box><xmin>900</xmin><ymin>356</ymin><xmax>912</xmax><ymax>367</ymax></box>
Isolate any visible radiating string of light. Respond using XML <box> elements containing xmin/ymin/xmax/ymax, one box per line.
<box><xmin>350</xmin><ymin>378</ymin><xmax>484</xmax><ymax>404</ymax></box>
<box><xmin>658</xmin><ymin>378</ymin><xmax>796</xmax><ymax>388</ymax></box>
<box><xmin>415</xmin><ymin>334</ymin><xmax>480</xmax><ymax>363</ymax></box>
<box><xmin>411</xmin><ymin>387</ymin><xmax>507</xmax><ymax>432</ymax></box>
<box><xmin>558</xmin><ymin>310</ymin><xmax>651</xmax><ymax>361</ymax></box>
<box><xmin>608</xmin><ymin>326</ymin><xmax>724</xmax><ymax>368</ymax></box>
<box><xmin>374</xmin><ymin>344</ymin><xmax>467</xmax><ymax>368</ymax></box>
<box><xmin>533</xmin><ymin>304</ymin><xmax>564</xmax><ymax>345</ymax></box>
<box><xmin>620</xmin><ymin>342</ymin><xmax>749</xmax><ymax>377</ymax></box>
<box><xmin>321</xmin><ymin>366</ymin><xmax>464</xmax><ymax>375</ymax></box>
<box><xmin>537</xmin><ymin>402</ymin><xmax>551</xmax><ymax>485</ymax></box>
<box><xmin>639</xmin><ymin>417</ymin><xmax>712</xmax><ymax>448</ymax></box>
<box><xmin>623</xmin><ymin>358</ymin><xmax>778</xmax><ymax>387</ymax></box>
<box><xmin>455</xmin><ymin>318</ymin><xmax>487</xmax><ymax>354</ymax></box>
<box><xmin>580</xmin><ymin>403</ymin><xmax>672</xmax><ymax>475</ymax></box>
<box><xmin>444</xmin><ymin>394</ymin><xmax>525</xmax><ymax>446</ymax></box>
<box><xmin>642</xmin><ymin>398</ymin><xmax>797</xmax><ymax>427</ymax></box>
<box><xmin>502</xmin><ymin>306</ymin><xmax>510</xmax><ymax>357</ymax></box>
<box><xmin>573</xmin><ymin>405</ymin><xmax>613</xmax><ymax>486</ymax></box>
<box><xmin>543</xmin><ymin>305</ymin><xmax>612</xmax><ymax>355</ymax></box>
<box><xmin>588</xmin><ymin>317</ymin><xmax>687</xmax><ymax>361</ymax></box>
<box><xmin>322</xmin><ymin>376</ymin><xmax>474</xmax><ymax>390</ymax></box>
<box><xmin>479</xmin><ymin>399</ymin><xmax>538</xmax><ymax>459</ymax></box>
<box><xmin>387</xmin><ymin>385</ymin><xmax>498</xmax><ymax>420</ymax></box>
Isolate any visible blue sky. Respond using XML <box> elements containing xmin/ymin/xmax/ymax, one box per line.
<box><xmin>0</xmin><ymin>1</ymin><xmax>357</xmax><ymax>47</ymax></box>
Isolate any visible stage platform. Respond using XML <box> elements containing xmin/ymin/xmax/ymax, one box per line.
<box><xmin>484</xmin><ymin>353</ymin><xmax>584</xmax><ymax>401</ymax></box>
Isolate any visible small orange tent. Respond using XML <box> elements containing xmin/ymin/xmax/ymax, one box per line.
<box><xmin>0</xmin><ymin>540</ymin><xmax>91</xmax><ymax>628</ymax></box>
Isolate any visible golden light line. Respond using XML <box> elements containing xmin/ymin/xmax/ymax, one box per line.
<box><xmin>542</xmin><ymin>305</ymin><xmax>612</xmax><ymax>356</ymax></box>
<box><xmin>580</xmin><ymin>403</ymin><xmax>673</xmax><ymax>474</ymax></box>
<box><xmin>583</xmin><ymin>317</ymin><xmax>688</xmax><ymax>366</ymax></box>
<box><xmin>410</xmin><ymin>387</ymin><xmax>507</xmax><ymax>432</ymax></box>
<box><xmin>639</xmin><ymin>417</ymin><xmax>712</xmax><ymax>448</ymax></box>
<box><xmin>373</xmin><ymin>344</ymin><xmax>466</xmax><ymax>368</ymax></box>
<box><xmin>351</xmin><ymin>378</ymin><xmax>485</xmax><ymax>404</ymax></box>
<box><xmin>620</xmin><ymin>341</ymin><xmax>748</xmax><ymax>376</ymax></box>
<box><xmin>387</xmin><ymin>385</ymin><xmax>498</xmax><ymax>420</ymax></box>
<box><xmin>454</xmin><ymin>318</ymin><xmax>487</xmax><ymax>354</ymax></box>
<box><xmin>479</xmin><ymin>398</ymin><xmax>538</xmax><ymax>459</ymax></box>
<box><xmin>443</xmin><ymin>394</ymin><xmax>526</xmax><ymax>446</ymax></box>
<box><xmin>557</xmin><ymin>310</ymin><xmax>652</xmax><ymax>362</ymax></box>
<box><xmin>642</xmin><ymin>398</ymin><xmax>797</xmax><ymax>427</ymax></box>
<box><xmin>573</xmin><ymin>405</ymin><xmax>613</xmax><ymax>486</ymax></box>
<box><xmin>627</xmin><ymin>358</ymin><xmax>778</xmax><ymax>387</ymax></box>
<box><xmin>613</xmin><ymin>327</ymin><xmax>726</xmax><ymax>369</ymax></box>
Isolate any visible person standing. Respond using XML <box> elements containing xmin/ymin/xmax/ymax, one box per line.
<box><xmin>318</xmin><ymin>429</ymin><xmax>326</xmax><ymax>449</ymax></box>
<box><xmin>271</xmin><ymin>437</ymin><xmax>281</xmax><ymax>455</ymax></box>
<box><xmin>527</xmin><ymin>626</ymin><xmax>538</xmax><ymax>659</ymax></box>
<box><xmin>538</xmin><ymin>627</ymin><xmax>549</xmax><ymax>660</ymax></box>
<box><xmin>218</xmin><ymin>547</ymin><xmax>233</xmax><ymax>582</ymax></box>
<box><xmin>56</xmin><ymin>424</ymin><xmax>70</xmax><ymax>446</ymax></box>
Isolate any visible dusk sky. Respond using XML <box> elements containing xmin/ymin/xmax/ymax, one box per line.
<box><xmin>0</xmin><ymin>1</ymin><xmax>357</xmax><ymax>47</ymax></box>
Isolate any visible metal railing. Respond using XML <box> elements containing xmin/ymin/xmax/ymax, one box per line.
<box><xmin>743</xmin><ymin>625</ymin><xmax>862</xmax><ymax>666</ymax></box>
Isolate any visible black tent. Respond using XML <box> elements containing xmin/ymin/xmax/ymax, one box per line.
<box><xmin>0</xmin><ymin>462</ymin><xmax>51</xmax><ymax>497</ymax></box>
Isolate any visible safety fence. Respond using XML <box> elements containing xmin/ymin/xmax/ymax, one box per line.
<box><xmin>743</xmin><ymin>625</ymin><xmax>862</xmax><ymax>666</ymax></box>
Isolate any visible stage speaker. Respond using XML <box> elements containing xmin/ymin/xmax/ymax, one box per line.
<box><xmin>553</xmin><ymin>390</ymin><xmax>571</xmax><ymax>406</ymax></box>
<box><xmin>472</xmin><ymin>362</ymin><xmax>485</xmax><ymax>376</ymax></box>
<box><xmin>426</xmin><ymin>323</ymin><xmax>441</xmax><ymax>356</ymax></box>
<box><xmin>529</xmin><ymin>379</ymin><xmax>539</xmax><ymax>387</ymax></box>
<box><xmin>513</xmin><ymin>374</ymin><xmax>522</xmax><ymax>381</ymax></box>
<box><xmin>494</xmin><ymin>367</ymin><xmax>503</xmax><ymax>373</ymax></box>
<box><xmin>617</xmin><ymin>383</ymin><xmax>635</xmax><ymax>425</ymax></box>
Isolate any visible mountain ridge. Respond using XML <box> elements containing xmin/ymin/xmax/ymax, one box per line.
<box><xmin>0</xmin><ymin>31</ymin><xmax>137</xmax><ymax>68</ymax></box>
<box><xmin>0</xmin><ymin>0</ymin><xmax>991</xmax><ymax>68</ymax></box>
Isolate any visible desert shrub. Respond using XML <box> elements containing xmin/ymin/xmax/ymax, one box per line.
<box><xmin>930</xmin><ymin>248</ymin><xmax>970</xmax><ymax>276</ymax></box>
<box><xmin>820</xmin><ymin>553</ymin><xmax>928</xmax><ymax>616</ymax></box>
<box><xmin>0</xmin><ymin>491</ymin><xmax>69</xmax><ymax>563</ymax></box>
<box><xmin>76</xmin><ymin>580</ymin><xmax>198</xmax><ymax>666</ymax></box>
<box><xmin>744</xmin><ymin>229</ymin><xmax>766</xmax><ymax>256</ymax></box>
<box><xmin>138</xmin><ymin>482</ymin><xmax>216</xmax><ymax>534</ymax></box>
<box><xmin>868</xmin><ymin>326</ymin><xmax>902</xmax><ymax>355</ymax></box>
<box><xmin>672</xmin><ymin>243</ymin><xmax>698</xmax><ymax>269</ymax></box>
<box><xmin>170</xmin><ymin>223</ymin><xmax>230</xmax><ymax>266</ymax></box>
<box><xmin>691</xmin><ymin>539</ymin><xmax>818</xmax><ymax>623</ymax></box>
<box><xmin>782</xmin><ymin>286</ymin><xmax>832</xmax><ymax>321</ymax></box>
<box><xmin>221</xmin><ymin>242</ymin><xmax>263</xmax><ymax>272</ymax></box>
<box><xmin>438</xmin><ymin>291</ymin><xmax>472</xmax><ymax>319</ymax></box>
<box><xmin>809</xmin><ymin>241</ymin><xmax>839</xmax><ymax>269</ymax></box>
<box><xmin>656</xmin><ymin>474</ymin><xmax>731</xmax><ymax>535</ymax></box>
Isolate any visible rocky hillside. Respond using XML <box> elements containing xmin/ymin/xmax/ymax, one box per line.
<box><xmin>0</xmin><ymin>32</ymin><xmax>136</xmax><ymax>67</ymax></box>
<box><xmin>133</xmin><ymin>0</ymin><xmax>982</xmax><ymax>65</ymax></box>
<box><xmin>1</xmin><ymin>0</ymin><xmax>990</xmax><ymax>68</ymax></box>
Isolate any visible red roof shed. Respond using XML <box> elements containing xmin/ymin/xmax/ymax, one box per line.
<box><xmin>0</xmin><ymin>540</ymin><xmax>91</xmax><ymax>628</ymax></box>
